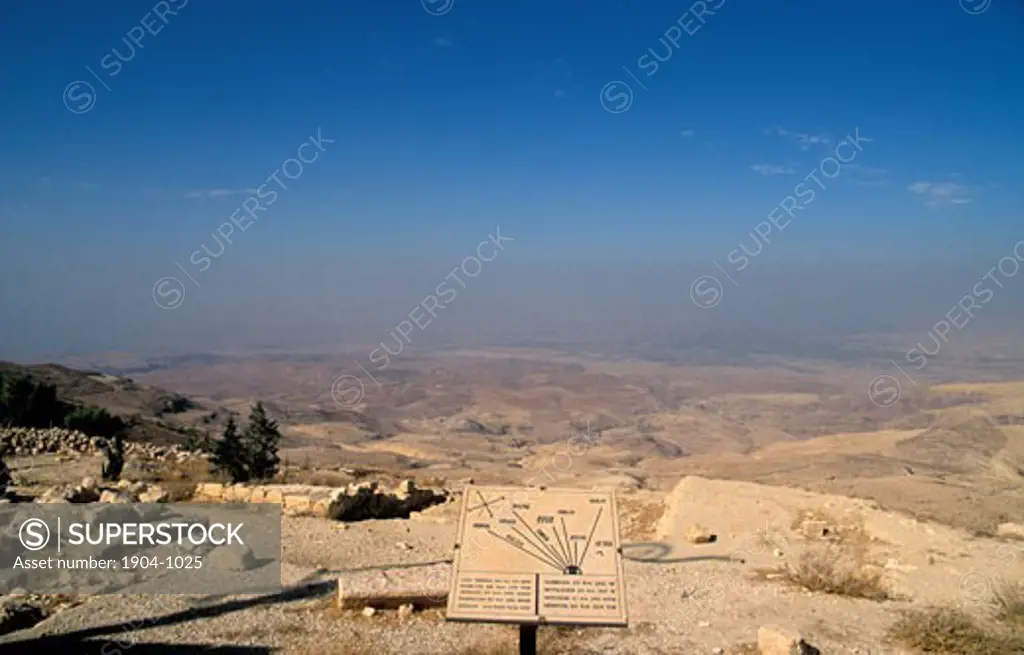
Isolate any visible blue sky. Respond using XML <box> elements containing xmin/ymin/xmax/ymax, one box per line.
<box><xmin>0</xmin><ymin>0</ymin><xmax>1022</xmax><ymax>359</ymax></box>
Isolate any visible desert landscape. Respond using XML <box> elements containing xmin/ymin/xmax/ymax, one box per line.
<box><xmin>4</xmin><ymin>1</ymin><xmax>1023</xmax><ymax>652</ymax></box>
<box><xmin>1</xmin><ymin>348</ymin><xmax>1023</xmax><ymax>653</ymax></box>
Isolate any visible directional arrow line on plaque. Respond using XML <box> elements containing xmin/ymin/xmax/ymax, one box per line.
<box><xmin>487</xmin><ymin>530</ymin><xmax>563</xmax><ymax>572</ymax></box>
<box><xmin>511</xmin><ymin>525</ymin><xmax>568</xmax><ymax>571</ymax></box>
<box><xmin>552</xmin><ymin>518</ymin><xmax>573</xmax><ymax>567</ymax></box>
<box><xmin>560</xmin><ymin>517</ymin><xmax>575</xmax><ymax>566</ymax></box>
<box><xmin>535</xmin><ymin>528</ymin><xmax>568</xmax><ymax>569</ymax></box>
<box><xmin>512</xmin><ymin>509</ymin><xmax>568</xmax><ymax>569</ymax></box>
<box><xmin>576</xmin><ymin>507</ymin><xmax>604</xmax><ymax>569</ymax></box>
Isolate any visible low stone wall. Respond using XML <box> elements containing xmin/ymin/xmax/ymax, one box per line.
<box><xmin>31</xmin><ymin>477</ymin><xmax>170</xmax><ymax>504</ymax></box>
<box><xmin>1</xmin><ymin>427</ymin><xmax>102</xmax><ymax>456</ymax></box>
<box><xmin>193</xmin><ymin>479</ymin><xmax>448</xmax><ymax>521</ymax></box>
<box><xmin>0</xmin><ymin>426</ymin><xmax>203</xmax><ymax>462</ymax></box>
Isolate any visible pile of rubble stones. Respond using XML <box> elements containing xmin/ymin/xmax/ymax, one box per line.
<box><xmin>0</xmin><ymin>594</ymin><xmax>80</xmax><ymax>638</ymax></box>
<box><xmin>34</xmin><ymin>477</ymin><xmax>170</xmax><ymax>504</ymax></box>
<box><xmin>0</xmin><ymin>426</ymin><xmax>205</xmax><ymax>462</ymax></box>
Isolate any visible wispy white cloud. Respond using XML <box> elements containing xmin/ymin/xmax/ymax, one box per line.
<box><xmin>77</xmin><ymin>181</ymin><xmax>100</xmax><ymax>191</ymax></box>
<box><xmin>183</xmin><ymin>188</ymin><xmax>258</xmax><ymax>199</ymax></box>
<box><xmin>907</xmin><ymin>179</ymin><xmax>975</xmax><ymax>206</ymax></box>
<box><xmin>751</xmin><ymin>163</ymin><xmax>795</xmax><ymax>176</ymax></box>
<box><xmin>679</xmin><ymin>129</ymin><xmax>695</xmax><ymax>138</ymax></box>
<box><xmin>767</xmin><ymin>126</ymin><xmax>832</xmax><ymax>150</ymax></box>
<box><xmin>431</xmin><ymin>34</ymin><xmax>453</xmax><ymax>47</ymax></box>
<box><xmin>846</xmin><ymin>164</ymin><xmax>889</xmax><ymax>186</ymax></box>
<box><xmin>554</xmin><ymin>89</ymin><xmax>567</xmax><ymax>99</ymax></box>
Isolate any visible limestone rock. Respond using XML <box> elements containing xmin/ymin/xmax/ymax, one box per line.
<box><xmin>685</xmin><ymin>524</ymin><xmax>717</xmax><ymax>544</ymax></box>
<box><xmin>757</xmin><ymin>625</ymin><xmax>819</xmax><ymax>655</ymax></box>
<box><xmin>207</xmin><ymin>546</ymin><xmax>258</xmax><ymax>572</ymax></box>
<box><xmin>36</xmin><ymin>486</ymin><xmax>71</xmax><ymax>504</ymax></box>
<box><xmin>188</xmin><ymin>480</ymin><xmax>448</xmax><ymax>520</ymax></box>
<box><xmin>997</xmin><ymin>522</ymin><xmax>1024</xmax><ymax>540</ymax></box>
<box><xmin>194</xmin><ymin>483</ymin><xmax>225</xmax><ymax>501</ymax></box>
<box><xmin>138</xmin><ymin>486</ymin><xmax>169</xmax><ymax>503</ymax></box>
<box><xmin>67</xmin><ymin>484</ymin><xmax>100</xmax><ymax>503</ymax></box>
<box><xmin>799</xmin><ymin>519</ymin><xmax>832</xmax><ymax>540</ymax></box>
<box><xmin>37</xmin><ymin>484</ymin><xmax>98</xmax><ymax>503</ymax></box>
<box><xmin>283</xmin><ymin>494</ymin><xmax>313</xmax><ymax>515</ymax></box>
<box><xmin>225</xmin><ymin>485</ymin><xmax>251</xmax><ymax>503</ymax></box>
<box><xmin>100</xmin><ymin>490</ymin><xmax>138</xmax><ymax>504</ymax></box>
<box><xmin>338</xmin><ymin>562</ymin><xmax>451</xmax><ymax>610</ymax></box>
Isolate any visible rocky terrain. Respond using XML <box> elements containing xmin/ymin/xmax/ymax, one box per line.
<box><xmin>0</xmin><ymin>353</ymin><xmax>1022</xmax><ymax>652</ymax></box>
<box><xmin>1</xmin><ymin>426</ymin><xmax>204</xmax><ymax>462</ymax></box>
<box><xmin>0</xmin><ymin>361</ymin><xmax>229</xmax><ymax>448</ymax></box>
<box><xmin>1</xmin><ymin>465</ymin><xmax>1023</xmax><ymax>653</ymax></box>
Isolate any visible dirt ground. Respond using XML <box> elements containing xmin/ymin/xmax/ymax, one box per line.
<box><xmin>3</xmin><ymin>475</ymin><xmax>1022</xmax><ymax>654</ymax></box>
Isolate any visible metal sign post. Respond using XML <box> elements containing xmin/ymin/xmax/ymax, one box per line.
<box><xmin>519</xmin><ymin>624</ymin><xmax>537</xmax><ymax>655</ymax></box>
<box><xmin>446</xmin><ymin>485</ymin><xmax>629</xmax><ymax>650</ymax></box>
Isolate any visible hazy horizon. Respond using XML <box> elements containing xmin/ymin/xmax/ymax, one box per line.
<box><xmin>2</xmin><ymin>0</ymin><xmax>1022</xmax><ymax>374</ymax></box>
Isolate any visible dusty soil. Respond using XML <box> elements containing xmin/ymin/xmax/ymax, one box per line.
<box><xmin>3</xmin><ymin>476</ymin><xmax>1023</xmax><ymax>654</ymax></box>
<box><xmin>4</xmin><ymin>352</ymin><xmax>1024</xmax><ymax>652</ymax></box>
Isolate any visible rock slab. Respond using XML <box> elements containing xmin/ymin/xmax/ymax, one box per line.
<box><xmin>337</xmin><ymin>562</ymin><xmax>451</xmax><ymax>610</ymax></box>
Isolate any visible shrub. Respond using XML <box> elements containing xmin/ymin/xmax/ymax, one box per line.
<box><xmin>996</xmin><ymin>580</ymin><xmax>1024</xmax><ymax>629</ymax></box>
<box><xmin>160</xmin><ymin>395</ymin><xmax>195</xmax><ymax>415</ymax></box>
<box><xmin>887</xmin><ymin>607</ymin><xmax>1024</xmax><ymax>655</ymax></box>
<box><xmin>63</xmin><ymin>406</ymin><xmax>126</xmax><ymax>439</ymax></box>
<box><xmin>784</xmin><ymin>545</ymin><xmax>888</xmax><ymax>600</ymax></box>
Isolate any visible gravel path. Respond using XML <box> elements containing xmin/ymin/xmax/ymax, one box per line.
<box><xmin>0</xmin><ymin>510</ymin><xmax>922</xmax><ymax>654</ymax></box>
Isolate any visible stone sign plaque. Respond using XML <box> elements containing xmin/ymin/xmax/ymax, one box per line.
<box><xmin>446</xmin><ymin>485</ymin><xmax>628</xmax><ymax>627</ymax></box>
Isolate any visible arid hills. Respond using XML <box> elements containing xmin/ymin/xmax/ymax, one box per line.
<box><xmin>3</xmin><ymin>348</ymin><xmax>1024</xmax><ymax>652</ymax></box>
<box><xmin>33</xmin><ymin>347</ymin><xmax>1024</xmax><ymax>534</ymax></box>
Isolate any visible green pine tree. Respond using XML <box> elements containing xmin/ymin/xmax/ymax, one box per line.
<box><xmin>0</xmin><ymin>373</ymin><xmax>8</xmax><ymax>427</ymax></box>
<box><xmin>183</xmin><ymin>428</ymin><xmax>214</xmax><ymax>454</ymax></box>
<box><xmin>243</xmin><ymin>402</ymin><xmax>281</xmax><ymax>480</ymax></box>
<box><xmin>0</xmin><ymin>373</ymin><xmax>72</xmax><ymax>428</ymax></box>
<box><xmin>212</xmin><ymin>417</ymin><xmax>249</xmax><ymax>483</ymax></box>
<box><xmin>2</xmin><ymin>374</ymin><xmax>37</xmax><ymax>426</ymax></box>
